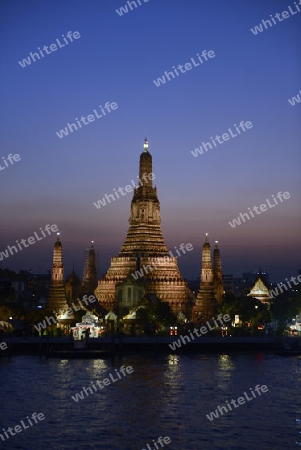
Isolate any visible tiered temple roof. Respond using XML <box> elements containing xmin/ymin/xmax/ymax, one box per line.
<box><xmin>95</xmin><ymin>140</ymin><xmax>194</xmax><ymax>315</ymax></box>
<box><xmin>248</xmin><ymin>274</ymin><xmax>271</xmax><ymax>306</ymax></box>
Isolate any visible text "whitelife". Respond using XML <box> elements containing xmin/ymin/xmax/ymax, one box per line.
<box><xmin>18</xmin><ymin>31</ymin><xmax>81</xmax><ymax>68</ymax></box>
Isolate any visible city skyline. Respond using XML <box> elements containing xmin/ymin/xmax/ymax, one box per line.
<box><xmin>0</xmin><ymin>0</ymin><xmax>300</xmax><ymax>284</ymax></box>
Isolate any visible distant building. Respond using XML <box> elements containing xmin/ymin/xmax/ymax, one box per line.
<box><xmin>243</xmin><ymin>270</ymin><xmax>269</xmax><ymax>284</ymax></box>
<box><xmin>223</xmin><ymin>274</ymin><xmax>234</xmax><ymax>294</ymax></box>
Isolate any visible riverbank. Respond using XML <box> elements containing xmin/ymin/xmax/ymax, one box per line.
<box><xmin>1</xmin><ymin>335</ymin><xmax>295</xmax><ymax>357</ymax></box>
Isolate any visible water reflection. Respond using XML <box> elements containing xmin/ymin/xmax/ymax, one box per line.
<box><xmin>161</xmin><ymin>355</ymin><xmax>184</xmax><ymax>421</ymax></box>
<box><xmin>0</xmin><ymin>354</ymin><xmax>297</xmax><ymax>449</ymax></box>
<box><xmin>167</xmin><ymin>354</ymin><xmax>179</xmax><ymax>365</ymax></box>
<box><xmin>91</xmin><ymin>358</ymin><xmax>109</xmax><ymax>374</ymax></box>
<box><xmin>216</xmin><ymin>354</ymin><xmax>235</xmax><ymax>392</ymax></box>
<box><xmin>296</xmin><ymin>412</ymin><xmax>301</xmax><ymax>446</ymax></box>
<box><xmin>58</xmin><ymin>360</ymin><xmax>69</xmax><ymax>366</ymax></box>
<box><xmin>218</xmin><ymin>354</ymin><xmax>235</xmax><ymax>374</ymax></box>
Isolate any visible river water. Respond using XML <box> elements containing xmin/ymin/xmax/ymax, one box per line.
<box><xmin>0</xmin><ymin>351</ymin><xmax>299</xmax><ymax>450</ymax></box>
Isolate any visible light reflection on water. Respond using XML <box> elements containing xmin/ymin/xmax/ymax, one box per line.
<box><xmin>167</xmin><ymin>354</ymin><xmax>179</xmax><ymax>365</ymax></box>
<box><xmin>216</xmin><ymin>353</ymin><xmax>235</xmax><ymax>392</ymax></box>
<box><xmin>218</xmin><ymin>354</ymin><xmax>235</xmax><ymax>372</ymax></box>
<box><xmin>0</xmin><ymin>353</ymin><xmax>298</xmax><ymax>450</ymax></box>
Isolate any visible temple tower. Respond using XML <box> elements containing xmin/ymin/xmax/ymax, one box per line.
<box><xmin>213</xmin><ymin>240</ymin><xmax>224</xmax><ymax>304</ymax></box>
<box><xmin>95</xmin><ymin>139</ymin><xmax>193</xmax><ymax>315</ymax></box>
<box><xmin>82</xmin><ymin>241</ymin><xmax>98</xmax><ymax>296</ymax></box>
<box><xmin>193</xmin><ymin>233</ymin><xmax>218</xmax><ymax>322</ymax></box>
<box><xmin>46</xmin><ymin>233</ymin><xmax>69</xmax><ymax>312</ymax></box>
<box><xmin>120</xmin><ymin>139</ymin><xmax>168</xmax><ymax>255</ymax></box>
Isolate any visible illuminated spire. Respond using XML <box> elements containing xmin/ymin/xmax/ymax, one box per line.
<box><xmin>46</xmin><ymin>234</ymin><xmax>68</xmax><ymax>312</ymax></box>
<box><xmin>120</xmin><ymin>139</ymin><xmax>167</xmax><ymax>253</ymax></box>
<box><xmin>143</xmin><ymin>138</ymin><xmax>148</xmax><ymax>152</ymax></box>
<box><xmin>192</xmin><ymin>234</ymin><xmax>217</xmax><ymax>321</ymax></box>
<box><xmin>138</xmin><ymin>140</ymin><xmax>152</xmax><ymax>189</ymax></box>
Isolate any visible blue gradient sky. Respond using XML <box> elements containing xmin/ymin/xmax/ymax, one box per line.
<box><xmin>0</xmin><ymin>0</ymin><xmax>300</xmax><ymax>283</ymax></box>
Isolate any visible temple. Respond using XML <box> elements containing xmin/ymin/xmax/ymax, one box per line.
<box><xmin>45</xmin><ymin>139</ymin><xmax>225</xmax><ymax>324</ymax></box>
<box><xmin>248</xmin><ymin>273</ymin><xmax>271</xmax><ymax>307</ymax></box>
<box><xmin>94</xmin><ymin>139</ymin><xmax>194</xmax><ymax>317</ymax></box>
<box><xmin>193</xmin><ymin>233</ymin><xmax>219</xmax><ymax>322</ymax></box>
<box><xmin>71</xmin><ymin>311</ymin><xmax>101</xmax><ymax>340</ymax></box>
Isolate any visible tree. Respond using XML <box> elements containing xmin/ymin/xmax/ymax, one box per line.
<box><xmin>136</xmin><ymin>298</ymin><xmax>177</xmax><ymax>332</ymax></box>
<box><xmin>219</xmin><ymin>292</ymin><xmax>270</xmax><ymax>333</ymax></box>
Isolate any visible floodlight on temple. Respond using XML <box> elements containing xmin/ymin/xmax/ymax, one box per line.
<box><xmin>143</xmin><ymin>138</ymin><xmax>148</xmax><ymax>152</ymax></box>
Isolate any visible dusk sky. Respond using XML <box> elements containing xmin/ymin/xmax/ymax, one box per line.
<box><xmin>0</xmin><ymin>0</ymin><xmax>300</xmax><ymax>283</ymax></box>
